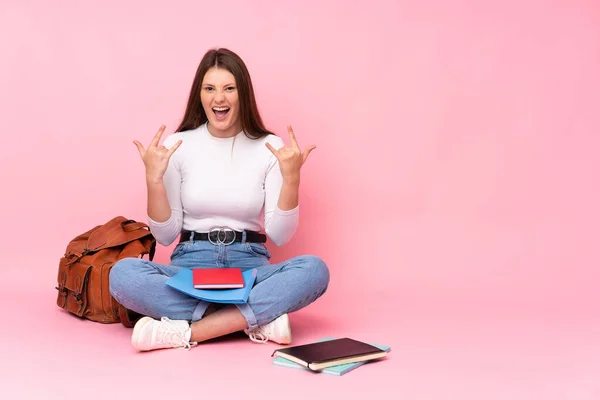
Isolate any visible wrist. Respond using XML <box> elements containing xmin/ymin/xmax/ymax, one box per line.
<box><xmin>146</xmin><ymin>176</ymin><xmax>164</xmax><ymax>185</ymax></box>
<box><xmin>282</xmin><ymin>178</ymin><xmax>300</xmax><ymax>187</ymax></box>
<box><xmin>282</xmin><ymin>173</ymin><xmax>301</xmax><ymax>186</ymax></box>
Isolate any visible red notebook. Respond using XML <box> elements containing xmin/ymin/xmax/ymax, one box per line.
<box><xmin>192</xmin><ymin>268</ymin><xmax>245</xmax><ymax>289</ymax></box>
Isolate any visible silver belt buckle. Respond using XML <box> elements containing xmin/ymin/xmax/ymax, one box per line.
<box><xmin>208</xmin><ymin>228</ymin><xmax>236</xmax><ymax>245</ymax></box>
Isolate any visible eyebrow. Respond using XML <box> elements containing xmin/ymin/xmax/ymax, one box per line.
<box><xmin>201</xmin><ymin>83</ymin><xmax>236</xmax><ymax>87</ymax></box>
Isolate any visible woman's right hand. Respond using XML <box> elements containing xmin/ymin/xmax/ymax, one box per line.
<box><xmin>133</xmin><ymin>125</ymin><xmax>182</xmax><ymax>184</ymax></box>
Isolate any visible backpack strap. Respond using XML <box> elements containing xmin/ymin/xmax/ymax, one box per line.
<box><xmin>121</xmin><ymin>220</ymin><xmax>148</xmax><ymax>232</ymax></box>
<box><xmin>86</xmin><ymin>217</ymin><xmax>154</xmax><ymax>252</ymax></box>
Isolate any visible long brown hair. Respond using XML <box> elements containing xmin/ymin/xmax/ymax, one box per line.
<box><xmin>175</xmin><ymin>48</ymin><xmax>274</xmax><ymax>139</ymax></box>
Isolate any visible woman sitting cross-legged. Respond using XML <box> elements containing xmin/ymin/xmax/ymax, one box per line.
<box><xmin>109</xmin><ymin>47</ymin><xmax>330</xmax><ymax>352</ymax></box>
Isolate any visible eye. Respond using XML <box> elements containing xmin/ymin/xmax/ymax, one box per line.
<box><xmin>225</xmin><ymin>86</ymin><xmax>236</xmax><ymax>92</ymax></box>
<box><xmin>203</xmin><ymin>87</ymin><xmax>214</xmax><ymax>92</ymax></box>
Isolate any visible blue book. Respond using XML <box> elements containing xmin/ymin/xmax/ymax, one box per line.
<box><xmin>272</xmin><ymin>337</ymin><xmax>391</xmax><ymax>376</ymax></box>
<box><xmin>165</xmin><ymin>268</ymin><xmax>257</xmax><ymax>304</ymax></box>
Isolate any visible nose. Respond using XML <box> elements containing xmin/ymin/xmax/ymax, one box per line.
<box><xmin>214</xmin><ymin>89</ymin><xmax>225</xmax><ymax>103</ymax></box>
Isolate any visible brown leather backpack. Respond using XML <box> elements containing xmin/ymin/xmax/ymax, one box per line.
<box><xmin>55</xmin><ymin>216</ymin><xmax>156</xmax><ymax>327</ymax></box>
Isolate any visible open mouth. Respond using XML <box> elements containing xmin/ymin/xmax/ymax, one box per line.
<box><xmin>213</xmin><ymin>106</ymin><xmax>230</xmax><ymax>121</ymax></box>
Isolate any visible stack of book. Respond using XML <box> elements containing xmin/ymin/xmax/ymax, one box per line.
<box><xmin>271</xmin><ymin>337</ymin><xmax>391</xmax><ymax>376</ymax></box>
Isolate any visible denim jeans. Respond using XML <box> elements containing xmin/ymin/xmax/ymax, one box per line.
<box><xmin>109</xmin><ymin>237</ymin><xmax>330</xmax><ymax>329</ymax></box>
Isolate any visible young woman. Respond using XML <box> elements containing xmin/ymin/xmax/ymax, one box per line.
<box><xmin>109</xmin><ymin>48</ymin><xmax>330</xmax><ymax>352</ymax></box>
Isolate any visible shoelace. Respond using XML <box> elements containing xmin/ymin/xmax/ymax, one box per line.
<box><xmin>247</xmin><ymin>328</ymin><xmax>269</xmax><ymax>344</ymax></box>
<box><xmin>157</xmin><ymin>317</ymin><xmax>194</xmax><ymax>349</ymax></box>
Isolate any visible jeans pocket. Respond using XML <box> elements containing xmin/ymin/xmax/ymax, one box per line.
<box><xmin>170</xmin><ymin>242</ymin><xmax>188</xmax><ymax>260</ymax></box>
<box><xmin>245</xmin><ymin>242</ymin><xmax>271</xmax><ymax>259</ymax></box>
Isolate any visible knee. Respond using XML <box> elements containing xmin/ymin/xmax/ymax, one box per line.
<box><xmin>300</xmin><ymin>255</ymin><xmax>330</xmax><ymax>289</ymax></box>
<box><xmin>109</xmin><ymin>258</ymin><xmax>142</xmax><ymax>295</ymax></box>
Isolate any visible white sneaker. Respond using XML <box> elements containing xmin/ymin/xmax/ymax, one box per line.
<box><xmin>131</xmin><ymin>316</ymin><xmax>197</xmax><ymax>351</ymax></box>
<box><xmin>244</xmin><ymin>313</ymin><xmax>292</xmax><ymax>344</ymax></box>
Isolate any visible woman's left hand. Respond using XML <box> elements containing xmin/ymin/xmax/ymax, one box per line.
<box><xmin>266</xmin><ymin>125</ymin><xmax>316</xmax><ymax>184</ymax></box>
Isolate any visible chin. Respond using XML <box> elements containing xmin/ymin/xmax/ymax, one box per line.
<box><xmin>212</xmin><ymin>120</ymin><xmax>231</xmax><ymax>129</ymax></box>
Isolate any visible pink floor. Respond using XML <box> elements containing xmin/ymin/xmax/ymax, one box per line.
<box><xmin>2</xmin><ymin>265</ymin><xmax>599</xmax><ymax>400</ymax></box>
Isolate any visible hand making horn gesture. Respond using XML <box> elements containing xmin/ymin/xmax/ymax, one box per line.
<box><xmin>133</xmin><ymin>125</ymin><xmax>182</xmax><ymax>184</ymax></box>
<box><xmin>265</xmin><ymin>125</ymin><xmax>316</xmax><ymax>183</ymax></box>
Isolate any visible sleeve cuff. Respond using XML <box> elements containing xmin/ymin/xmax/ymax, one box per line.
<box><xmin>275</xmin><ymin>205</ymin><xmax>299</xmax><ymax>215</ymax></box>
<box><xmin>147</xmin><ymin>214</ymin><xmax>174</xmax><ymax>226</ymax></box>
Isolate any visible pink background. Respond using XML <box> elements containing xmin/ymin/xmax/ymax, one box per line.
<box><xmin>2</xmin><ymin>0</ymin><xmax>600</xmax><ymax>398</ymax></box>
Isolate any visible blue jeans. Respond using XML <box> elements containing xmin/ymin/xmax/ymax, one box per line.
<box><xmin>109</xmin><ymin>238</ymin><xmax>330</xmax><ymax>329</ymax></box>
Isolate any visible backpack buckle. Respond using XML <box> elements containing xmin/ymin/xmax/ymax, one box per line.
<box><xmin>55</xmin><ymin>286</ymin><xmax>68</xmax><ymax>296</ymax></box>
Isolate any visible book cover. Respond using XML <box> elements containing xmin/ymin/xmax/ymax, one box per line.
<box><xmin>193</xmin><ymin>268</ymin><xmax>244</xmax><ymax>289</ymax></box>
<box><xmin>165</xmin><ymin>267</ymin><xmax>257</xmax><ymax>304</ymax></box>
<box><xmin>272</xmin><ymin>337</ymin><xmax>389</xmax><ymax>371</ymax></box>
<box><xmin>272</xmin><ymin>337</ymin><xmax>391</xmax><ymax>376</ymax></box>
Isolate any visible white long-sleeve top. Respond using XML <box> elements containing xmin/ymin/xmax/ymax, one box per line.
<box><xmin>147</xmin><ymin>123</ymin><xmax>299</xmax><ymax>247</ymax></box>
